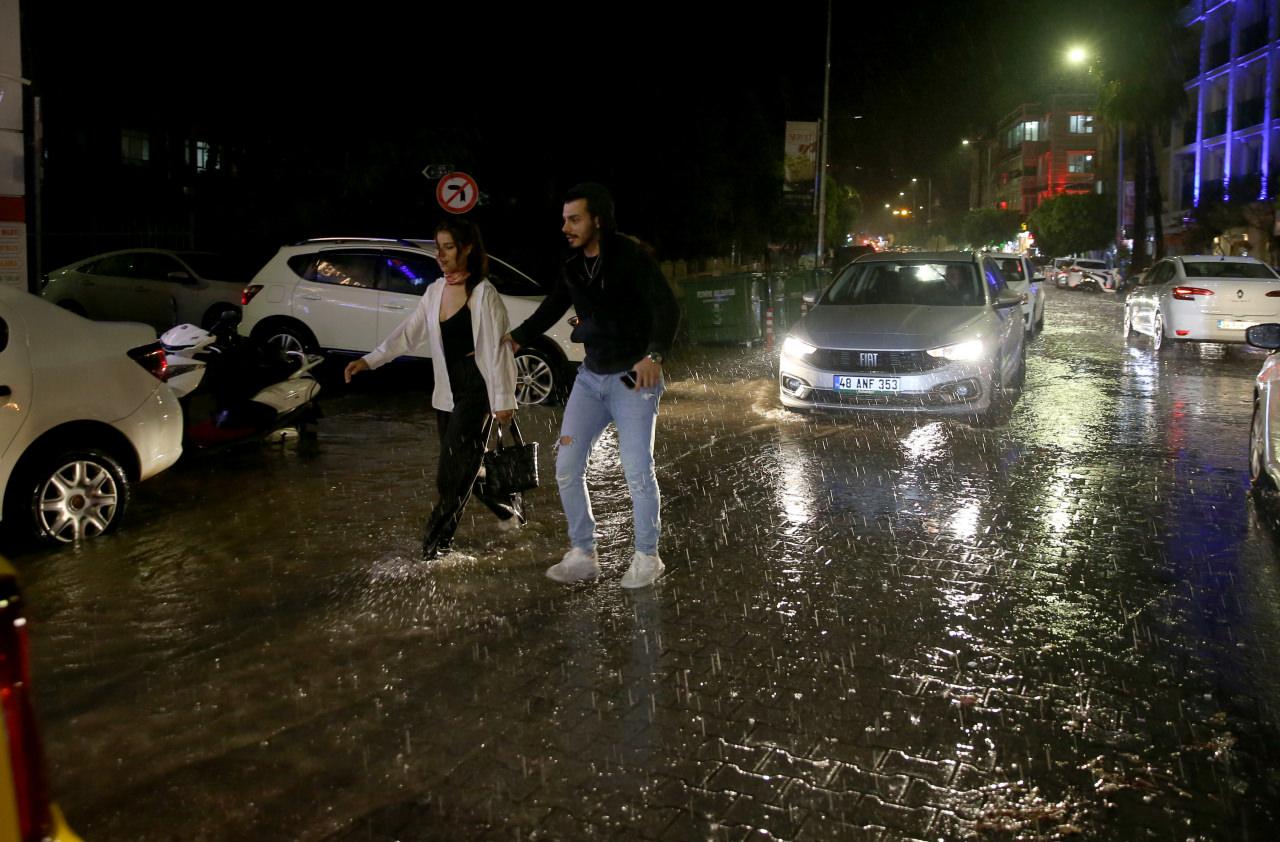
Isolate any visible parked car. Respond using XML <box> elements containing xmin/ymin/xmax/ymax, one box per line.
<box><xmin>1124</xmin><ymin>255</ymin><xmax>1280</xmax><ymax>350</ymax></box>
<box><xmin>239</xmin><ymin>238</ymin><xmax>584</xmax><ymax>406</ymax></box>
<box><xmin>1247</xmin><ymin>323</ymin><xmax>1280</xmax><ymax>496</ymax></box>
<box><xmin>0</xmin><ymin>287</ymin><xmax>182</xmax><ymax>544</ymax></box>
<box><xmin>778</xmin><ymin>251</ymin><xmax>1026</xmax><ymax>418</ymax></box>
<box><xmin>987</xmin><ymin>251</ymin><xmax>1045</xmax><ymax>334</ymax></box>
<box><xmin>0</xmin><ymin>556</ymin><xmax>82</xmax><ymax>841</ymax></box>
<box><xmin>41</xmin><ymin>249</ymin><xmax>246</xmax><ymax>333</ymax></box>
<box><xmin>1060</xmin><ymin>258</ymin><xmax>1117</xmax><ymax>290</ymax></box>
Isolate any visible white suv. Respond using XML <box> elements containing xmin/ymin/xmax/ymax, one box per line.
<box><xmin>239</xmin><ymin>238</ymin><xmax>583</xmax><ymax>405</ymax></box>
<box><xmin>987</xmin><ymin>252</ymin><xmax>1045</xmax><ymax>334</ymax></box>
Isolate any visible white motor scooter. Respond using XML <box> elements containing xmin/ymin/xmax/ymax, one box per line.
<box><xmin>160</xmin><ymin>316</ymin><xmax>324</xmax><ymax>449</ymax></box>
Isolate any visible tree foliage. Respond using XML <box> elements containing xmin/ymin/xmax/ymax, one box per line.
<box><xmin>961</xmin><ymin>209</ymin><xmax>1022</xmax><ymax>249</ymax></box>
<box><xmin>1027</xmin><ymin>193</ymin><xmax>1114</xmax><ymax>256</ymax></box>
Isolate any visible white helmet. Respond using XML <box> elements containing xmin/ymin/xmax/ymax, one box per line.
<box><xmin>160</xmin><ymin>323</ymin><xmax>215</xmax><ymax>353</ymax></box>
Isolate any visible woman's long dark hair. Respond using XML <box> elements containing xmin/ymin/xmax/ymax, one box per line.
<box><xmin>435</xmin><ymin>217</ymin><xmax>489</xmax><ymax>294</ymax></box>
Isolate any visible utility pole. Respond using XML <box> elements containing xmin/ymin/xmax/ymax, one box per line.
<box><xmin>815</xmin><ymin>0</ymin><xmax>832</xmax><ymax>268</ymax></box>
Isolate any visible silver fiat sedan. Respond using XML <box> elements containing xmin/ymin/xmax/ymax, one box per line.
<box><xmin>778</xmin><ymin>251</ymin><xmax>1026</xmax><ymax>418</ymax></box>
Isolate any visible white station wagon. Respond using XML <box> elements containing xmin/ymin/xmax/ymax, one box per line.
<box><xmin>239</xmin><ymin>238</ymin><xmax>583</xmax><ymax>405</ymax></box>
<box><xmin>1124</xmin><ymin>255</ymin><xmax>1280</xmax><ymax>350</ymax></box>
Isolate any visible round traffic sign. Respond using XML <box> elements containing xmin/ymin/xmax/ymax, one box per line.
<box><xmin>436</xmin><ymin>172</ymin><xmax>479</xmax><ymax>214</ymax></box>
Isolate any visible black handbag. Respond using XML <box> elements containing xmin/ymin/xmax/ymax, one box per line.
<box><xmin>482</xmin><ymin>419</ymin><xmax>540</xmax><ymax>497</ymax></box>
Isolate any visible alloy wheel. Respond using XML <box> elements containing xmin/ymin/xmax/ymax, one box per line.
<box><xmin>37</xmin><ymin>459</ymin><xmax>120</xmax><ymax>543</ymax></box>
<box><xmin>1153</xmin><ymin>313</ymin><xmax>1164</xmax><ymax>351</ymax></box>
<box><xmin>270</xmin><ymin>332</ymin><xmax>306</xmax><ymax>356</ymax></box>
<box><xmin>514</xmin><ymin>352</ymin><xmax>555</xmax><ymax>406</ymax></box>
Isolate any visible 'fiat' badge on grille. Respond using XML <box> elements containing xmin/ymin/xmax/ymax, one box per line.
<box><xmin>859</xmin><ymin>352</ymin><xmax>878</xmax><ymax>367</ymax></box>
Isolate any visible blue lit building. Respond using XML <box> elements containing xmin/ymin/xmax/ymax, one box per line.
<box><xmin>1174</xmin><ymin>0</ymin><xmax>1278</xmax><ymax>217</ymax></box>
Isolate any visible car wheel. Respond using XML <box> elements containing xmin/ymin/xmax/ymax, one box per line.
<box><xmin>514</xmin><ymin>346</ymin><xmax>558</xmax><ymax>406</ymax></box>
<box><xmin>24</xmin><ymin>448</ymin><xmax>131</xmax><ymax>544</ymax></box>
<box><xmin>1034</xmin><ymin>302</ymin><xmax>1045</xmax><ymax>333</ymax></box>
<box><xmin>202</xmin><ymin>303</ymin><xmax>241</xmax><ymax>330</ymax></box>
<box><xmin>1010</xmin><ymin>343</ymin><xmax>1027</xmax><ymax>391</ymax></box>
<box><xmin>1251</xmin><ymin>397</ymin><xmax>1276</xmax><ymax>492</ymax></box>
<box><xmin>260</xmin><ymin>323</ymin><xmax>318</xmax><ymax>356</ymax></box>
<box><xmin>1153</xmin><ymin>312</ymin><xmax>1166</xmax><ymax>351</ymax></box>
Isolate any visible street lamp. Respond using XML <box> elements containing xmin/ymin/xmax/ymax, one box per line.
<box><xmin>1066</xmin><ymin>46</ymin><xmax>1088</xmax><ymax>65</ymax></box>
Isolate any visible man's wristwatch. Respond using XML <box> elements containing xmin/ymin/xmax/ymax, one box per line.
<box><xmin>646</xmin><ymin>352</ymin><xmax>664</xmax><ymax>365</ymax></box>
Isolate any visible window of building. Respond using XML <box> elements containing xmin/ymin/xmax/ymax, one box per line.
<box><xmin>1067</xmin><ymin>152</ymin><xmax>1095</xmax><ymax>174</ymax></box>
<box><xmin>121</xmin><ymin>130</ymin><xmax>150</xmax><ymax>165</ymax></box>
<box><xmin>189</xmin><ymin>140</ymin><xmax>221</xmax><ymax>173</ymax></box>
<box><xmin>1069</xmin><ymin>114</ymin><xmax>1094</xmax><ymax>134</ymax></box>
<box><xmin>1022</xmin><ymin>121</ymin><xmax>1041</xmax><ymax>142</ymax></box>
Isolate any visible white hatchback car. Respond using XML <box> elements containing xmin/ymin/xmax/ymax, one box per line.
<box><xmin>1124</xmin><ymin>255</ymin><xmax>1280</xmax><ymax>350</ymax></box>
<box><xmin>41</xmin><ymin>249</ymin><xmax>246</xmax><ymax>332</ymax></box>
<box><xmin>239</xmin><ymin>238</ymin><xmax>584</xmax><ymax>406</ymax></box>
<box><xmin>0</xmin><ymin>287</ymin><xmax>183</xmax><ymax>544</ymax></box>
<box><xmin>988</xmin><ymin>252</ymin><xmax>1045</xmax><ymax>334</ymax></box>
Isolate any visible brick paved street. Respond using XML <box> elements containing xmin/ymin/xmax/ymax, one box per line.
<box><xmin>15</xmin><ymin>288</ymin><xmax>1280</xmax><ymax>840</ymax></box>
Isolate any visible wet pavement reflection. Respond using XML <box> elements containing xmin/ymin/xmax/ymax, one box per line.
<box><xmin>11</xmin><ymin>286</ymin><xmax>1280</xmax><ymax>839</ymax></box>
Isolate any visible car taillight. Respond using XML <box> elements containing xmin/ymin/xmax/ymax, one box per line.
<box><xmin>0</xmin><ymin>579</ymin><xmax>54</xmax><ymax>842</ymax></box>
<box><xmin>128</xmin><ymin>342</ymin><xmax>169</xmax><ymax>381</ymax></box>
<box><xmin>1172</xmin><ymin>286</ymin><xmax>1215</xmax><ymax>301</ymax></box>
<box><xmin>242</xmin><ymin>285</ymin><xmax>264</xmax><ymax>306</ymax></box>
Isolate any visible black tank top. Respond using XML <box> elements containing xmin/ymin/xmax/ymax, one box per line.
<box><xmin>440</xmin><ymin>304</ymin><xmax>474</xmax><ymax>368</ymax></box>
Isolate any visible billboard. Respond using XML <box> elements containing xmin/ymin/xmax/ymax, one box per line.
<box><xmin>784</xmin><ymin>121</ymin><xmax>818</xmax><ymax>194</ymax></box>
<box><xmin>0</xmin><ymin>0</ymin><xmax>26</xmax><ymax>289</ymax></box>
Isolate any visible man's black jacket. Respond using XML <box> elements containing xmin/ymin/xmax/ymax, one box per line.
<box><xmin>511</xmin><ymin>233</ymin><xmax>680</xmax><ymax>375</ymax></box>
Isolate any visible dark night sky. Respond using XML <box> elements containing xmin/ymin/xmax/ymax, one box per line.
<box><xmin>25</xmin><ymin>0</ymin><xmax>1144</xmax><ymax>262</ymax></box>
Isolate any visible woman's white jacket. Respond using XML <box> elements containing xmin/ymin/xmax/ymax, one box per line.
<box><xmin>360</xmin><ymin>278</ymin><xmax>517</xmax><ymax>414</ymax></box>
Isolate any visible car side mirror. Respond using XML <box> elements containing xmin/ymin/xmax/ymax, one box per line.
<box><xmin>801</xmin><ymin>289</ymin><xmax>820</xmax><ymax>305</ymax></box>
<box><xmin>994</xmin><ymin>290</ymin><xmax>1022</xmax><ymax>309</ymax></box>
<box><xmin>1246</xmin><ymin>322</ymin><xmax>1280</xmax><ymax>350</ymax></box>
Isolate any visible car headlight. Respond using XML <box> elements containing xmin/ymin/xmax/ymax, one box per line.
<box><xmin>927</xmin><ymin>340</ymin><xmax>984</xmax><ymax>361</ymax></box>
<box><xmin>782</xmin><ymin>336</ymin><xmax>817</xmax><ymax>358</ymax></box>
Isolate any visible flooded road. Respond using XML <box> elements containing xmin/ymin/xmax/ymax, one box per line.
<box><xmin>11</xmin><ymin>286</ymin><xmax>1280</xmax><ymax>840</ymax></box>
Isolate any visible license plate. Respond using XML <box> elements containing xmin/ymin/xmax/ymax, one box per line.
<box><xmin>1218</xmin><ymin>319</ymin><xmax>1256</xmax><ymax>330</ymax></box>
<box><xmin>834</xmin><ymin>375</ymin><xmax>899</xmax><ymax>392</ymax></box>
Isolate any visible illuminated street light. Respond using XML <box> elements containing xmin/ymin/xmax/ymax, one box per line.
<box><xmin>961</xmin><ymin>138</ymin><xmax>970</xmax><ymax>146</ymax></box>
<box><xmin>1066</xmin><ymin>45</ymin><xmax>1088</xmax><ymax>65</ymax></box>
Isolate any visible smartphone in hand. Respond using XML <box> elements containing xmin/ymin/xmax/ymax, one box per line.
<box><xmin>620</xmin><ymin>370</ymin><xmax>637</xmax><ymax>389</ymax></box>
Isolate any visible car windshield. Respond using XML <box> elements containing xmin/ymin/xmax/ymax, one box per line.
<box><xmin>823</xmin><ymin>261</ymin><xmax>984</xmax><ymax>307</ymax></box>
<box><xmin>1181</xmin><ymin>261</ymin><xmax>1278</xmax><ymax>279</ymax></box>
<box><xmin>177</xmin><ymin>252</ymin><xmax>247</xmax><ymax>281</ymax></box>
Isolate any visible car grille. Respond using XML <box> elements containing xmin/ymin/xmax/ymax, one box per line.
<box><xmin>809</xmin><ymin>348</ymin><xmax>942</xmax><ymax>373</ymax></box>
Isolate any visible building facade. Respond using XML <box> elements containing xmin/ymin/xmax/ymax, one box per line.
<box><xmin>1172</xmin><ymin>0</ymin><xmax>1278</xmax><ymax>220</ymax></box>
<box><xmin>971</xmin><ymin>95</ymin><xmax>1104</xmax><ymax>214</ymax></box>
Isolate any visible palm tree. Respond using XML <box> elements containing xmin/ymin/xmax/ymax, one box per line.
<box><xmin>1095</xmin><ymin>0</ymin><xmax>1195</xmax><ymax>272</ymax></box>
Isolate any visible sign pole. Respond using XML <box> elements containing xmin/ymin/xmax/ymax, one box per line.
<box><xmin>815</xmin><ymin>0</ymin><xmax>832</xmax><ymax>269</ymax></box>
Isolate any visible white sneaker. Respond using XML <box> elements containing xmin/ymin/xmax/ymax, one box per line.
<box><xmin>619</xmin><ymin>551</ymin><xmax>665</xmax><ymax>589</ymax></box>
<box><xmin>545</xmin><ymin>547</ymin><xmax>600</xmax><ymax>583</ymax></box>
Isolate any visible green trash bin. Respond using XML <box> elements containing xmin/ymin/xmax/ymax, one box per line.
<box><xmin>680</xmin><ymin>273</ymin><xmax>766</xmax><ymax>345</ymax></box>
<box><xmin>771</xmin><ymin>269</ymin><xmax>831</xmax><ymax>332</ymax></box>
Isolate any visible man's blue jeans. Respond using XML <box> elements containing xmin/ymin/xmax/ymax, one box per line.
<box><xmin>555</xmin><ymin>367</ymin><xmax>664</xmax><ymax>555</ymax></box>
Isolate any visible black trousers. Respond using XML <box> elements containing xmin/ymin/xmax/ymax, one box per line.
<box><xmin>422</xmin><ymin>361</ymin><xmax>519</xmax><ymax>554</ymax></box>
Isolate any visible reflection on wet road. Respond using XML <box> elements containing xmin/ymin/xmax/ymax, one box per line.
<box><xmin>13</xmin><ymin>287</ymin><xmax>1280</xmax><ymax>839</ymax></box>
